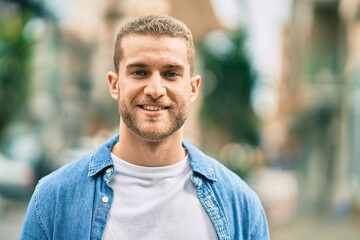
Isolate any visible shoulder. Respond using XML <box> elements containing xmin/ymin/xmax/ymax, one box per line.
<box><xmin>204</xmin><ymin>155</ymin><xmax>269</xmax><ymax>239</ymax></box>
<box><xmin>35</xmin><ymin>134</ymin><xmax>118</xmax><ymax>194</ymax></box>
<box><xmin>34</xmin><ymin>153</ymin><xmax>92</xmax><ymax>198</ymax></box>
<box><xmin>185</xmin><ymin>141</ymin><xmax>268</xmax><ymax>237</ymax></box>
<box><xmin>23</xmin><ymin>153</ymin><xmax>93</xmax><ymax>234</ymax></box>
<box><xmin>184</xmin><ymin>140</ymin><xmax>257</xmax><ymax>200</ymax></box>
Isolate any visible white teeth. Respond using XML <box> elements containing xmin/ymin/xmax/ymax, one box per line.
<box><xmin>142</xmin><ymin>105</ymin><xmax>165</xmax><ymax>111</ymax></box>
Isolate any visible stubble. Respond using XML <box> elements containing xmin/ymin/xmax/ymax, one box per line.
<box><xmin>118</xmin><ymin>97</ymin><xmax>189</xmax><ymax>141</ymax></box>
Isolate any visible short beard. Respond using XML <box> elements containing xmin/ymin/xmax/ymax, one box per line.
<box><xmin>119</xmin><ymin>98</ymin><xmax>189</xmax><ymax>141</ymax></box>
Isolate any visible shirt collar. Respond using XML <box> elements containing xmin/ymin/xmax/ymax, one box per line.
<box><xmin>88</xmin><ymin>134</ymin><xmax>217</xmax><ymax>182</ymax></box>
<box><xmin>182</xmin><ymin>139</ymin><xmax>217</xmax><ymax>182</ymax></box>
<box><xmin>88</xmin><ymin>134</ymin><xmax>118</xmax><ymax>177</ymax></box>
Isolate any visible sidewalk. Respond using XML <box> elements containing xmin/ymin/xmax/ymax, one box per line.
<box><xmin>270</xmin><ymin>214</ymin><xmax>360</xmax><ymax>240</ymax></box>
<box><xmin>0</xmin><ymin>198</ymin><xmax>27</xmax><ymax>240</ymax></box>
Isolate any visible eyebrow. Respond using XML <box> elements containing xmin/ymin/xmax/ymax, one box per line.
<box><xmin>126</xmin><ymin>62</ymin><xmax>149</xmax><ymax>69</ymax></box>
<box><xmin>125</xmin><ymin>62</ymin><xmax>185</xmax><ymax>71</ymax></box>
<box><xmin>162</xmin><ymin>64</ymin><xmax>184</xmax><ymax>71</ymax></box>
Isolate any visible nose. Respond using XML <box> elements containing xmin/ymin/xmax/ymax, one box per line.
<box><xmin>144</xmin><ymin>73</ymin><xmax>166</xmax><ymax>99</ymax></box>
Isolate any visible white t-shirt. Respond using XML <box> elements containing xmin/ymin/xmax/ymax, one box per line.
<box><xmin>103</xmin><ymin>153</ymin><xmax>217</xmax><ymax>240</ymax></box>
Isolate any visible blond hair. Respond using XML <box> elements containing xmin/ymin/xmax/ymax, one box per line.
<box><xmin>113</xmin><ymin>15</ymin><xmax>195</xmax><ymax>75</ymax></box>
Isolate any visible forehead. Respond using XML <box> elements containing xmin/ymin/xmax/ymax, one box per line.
<box><xmin>120</xmin><ymin>35</ymin><xmax>190</xmax><ymax>67</ymax></box>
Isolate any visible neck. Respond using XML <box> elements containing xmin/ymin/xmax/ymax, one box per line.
<box><xmin>112</xmin><ymin>124</ymin><xmax>186</xmax><ymax>167</ymax></box>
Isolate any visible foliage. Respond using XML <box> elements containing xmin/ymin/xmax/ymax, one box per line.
<box><xmin>0</xmin><ymin>0</ymin><xmax>45</xmax><ymax>141</ymax></box>
<box><xmin>198</xmin><ymin>30</ymin><xmax>260</xmax><ymax>146</ymax></box>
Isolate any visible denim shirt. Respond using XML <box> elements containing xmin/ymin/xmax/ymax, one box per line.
<box><xmin>21</xmin><ymin>134</ymin><xmax>269</xmax><ymax>240</ymax></box>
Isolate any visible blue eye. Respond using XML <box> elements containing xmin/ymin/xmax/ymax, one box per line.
<box><xmin>132</xmin><ymin>70</ymin><xmax>147</xmax><ymax>76</ymax></box>
<box><xmin>164</xmin><ymin>72</ymin><xmax>179</xmax><ymax>78</ymax></box>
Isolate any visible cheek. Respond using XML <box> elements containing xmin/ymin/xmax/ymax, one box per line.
<box><xmin>119</xmin><ymin>84</ymin><xmax>141</xmax><ymax>99</ymax></box>
<box><xmin>171</xmin><ymin>82</ymin><xmax>192</xmax><ymax>97</ymax></box>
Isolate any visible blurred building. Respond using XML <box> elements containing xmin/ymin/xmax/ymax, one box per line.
<box><xmin>265</xmin><ymin>0</ymin><xmax>360</xmax><ymax>217</ymax></box>
<box><xmin>339</xmin><ymin>0</ymin><xmax>360</xmax><ymax>210</ymax></box>
<box><xmin>287</xmin><ymin>0</ymin><xmax>342</xmax><ymax>214</ymax></box>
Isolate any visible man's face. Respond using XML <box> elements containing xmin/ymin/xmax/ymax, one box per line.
<box><xmin>108</xmin><ymin>35</ymin><xmax>200</xmax><ymax>141</ymax></box>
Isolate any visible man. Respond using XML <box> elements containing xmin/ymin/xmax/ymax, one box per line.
<box><xmin>21</xmin><ymin>15</ymin><xmax>269</xmax><ymax>239</ymax></box>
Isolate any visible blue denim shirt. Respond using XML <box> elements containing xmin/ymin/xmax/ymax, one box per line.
<box><xmin>21</xmin><ymin>134</ymin><xmax>269</xmax><ymax>239</ymax></box>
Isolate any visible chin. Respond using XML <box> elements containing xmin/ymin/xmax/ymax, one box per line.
<box><xmin>137</xmin><ymin>131</ymin><xmax>172</xmax><ymax>142</ymax></box>
<box><xmin>133</xmin><ymin>127</ymin><xmax>178</xmax><ymax>142</ymax></box>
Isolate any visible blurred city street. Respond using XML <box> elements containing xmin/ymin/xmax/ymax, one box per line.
<box><xmin>2</xmin><ymin>0</ymin><xmax>360</xmax><ymax>239</ymax></box>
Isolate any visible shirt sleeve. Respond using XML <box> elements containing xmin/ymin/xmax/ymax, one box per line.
<box><xmin>250</xmin><ymin>203</ymin><xmax>270</xmax><ymax>240</ymax></box>
<box><xmin>20</xmin><ymin>186</ymin><xmax>48</xmax><ymax>240</ymax></box>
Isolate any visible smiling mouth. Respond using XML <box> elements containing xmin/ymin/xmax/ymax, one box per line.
<box><xmin>139</xmin><ymin>105</ymin><xmax>169</xmax><ymax>111</ymax></box>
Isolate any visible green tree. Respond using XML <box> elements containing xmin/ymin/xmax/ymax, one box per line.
<box><xmin>199</xmin><ymin>30</ymin><xmax>260</xmax><ymax>147</ymax></box>
<box><xmin>0</xmin><ymin>0</ymin><xmax>46</xmax><ymax>142</ymax></box>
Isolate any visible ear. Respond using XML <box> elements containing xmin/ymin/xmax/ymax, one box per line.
<box><xmin>107</xmin><ymin>71</ymin><xmax>119</xmax><ymax>100</ymax></box>
<box><xmin>190</xmin><ymin>75</ymin><xmax>201</xmax><ymax>102</ymax></box>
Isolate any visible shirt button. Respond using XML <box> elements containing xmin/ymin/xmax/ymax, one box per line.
<box><xmin>106</xmin><ymin>168</ymin><xmax>112</xmax><ymax>174</ymax></box>
<box><xmin>102</xmin><ymin>196</ymin><xmax>109</xmax><ymax>203</ymax></box>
